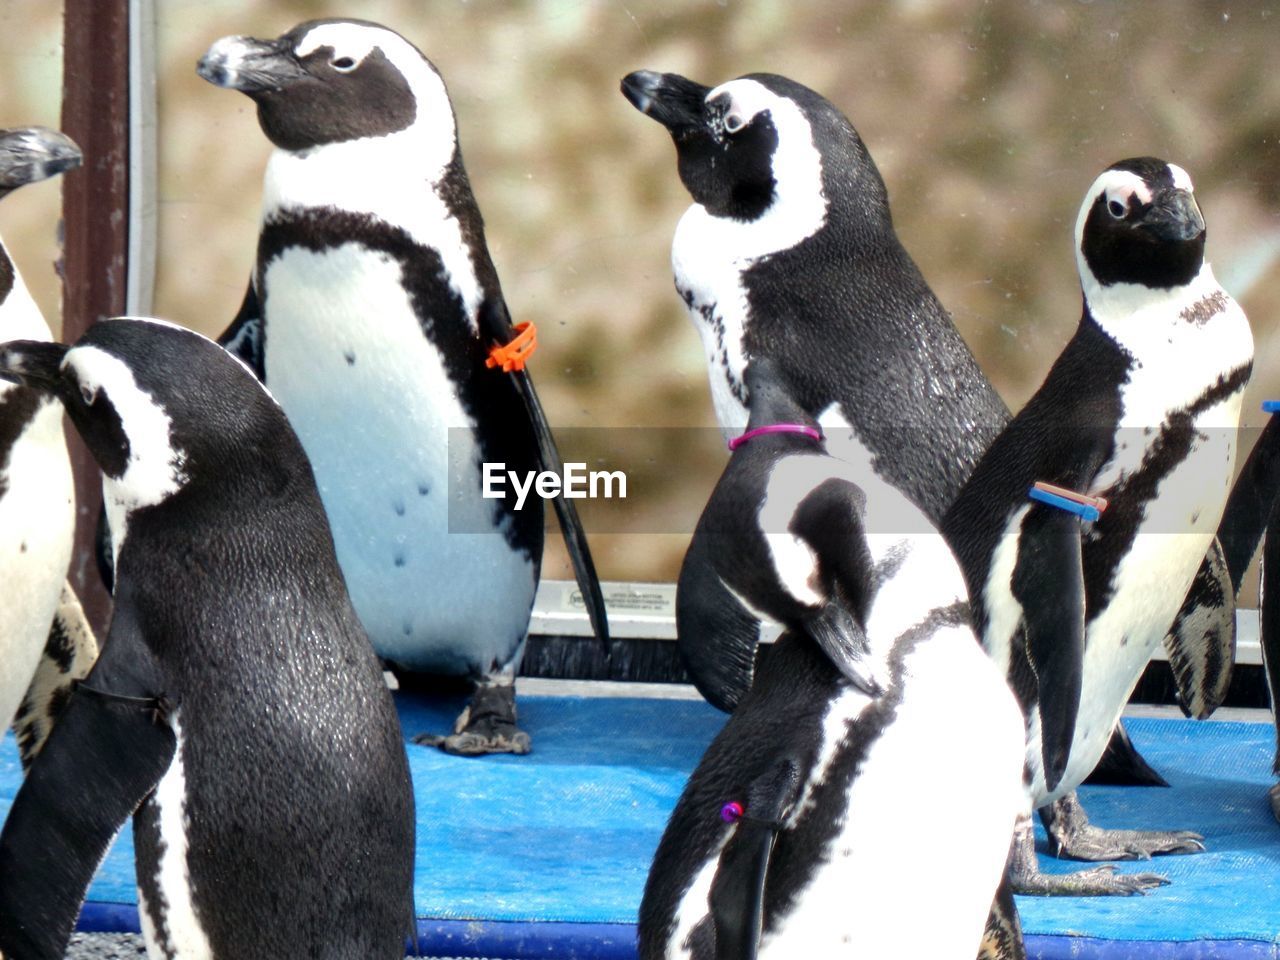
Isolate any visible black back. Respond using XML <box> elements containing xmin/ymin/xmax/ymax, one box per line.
<box><xmin>109</xmin><ymin>322</ymin><xmax>413</xmax><ymax>957</ymax></box>
<box><xmin>8</xmin><ymin>320</ymin><xmax>415</xmax><ymax>958</ymax></box>
<box><xmin>741</xmin><ymin>77</ymin><xmax>1007</xmax><ymax>523</ymax></box>
<box><xmin>696</xmin><ymin>73</ymin><xmax>1010</xmax><ymax>524</ymax></box>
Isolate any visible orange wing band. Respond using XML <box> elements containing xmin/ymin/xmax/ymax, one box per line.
<box><xmin>486</xmin><ymin>321</ymin><xmax>538</xmax><ymax>373</ymax></box>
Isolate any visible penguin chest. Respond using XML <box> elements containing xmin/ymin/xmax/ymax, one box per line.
<box><xmin>1036</xmin><ymin>365</ymin><xmax>1247</xmax><ymax>801</ymax></box>
<box><xmin>672</xmin><ymin>209</ymin><xmax>752</xmax><ymax>434</ymax></box>
<box><xmin>260</xmin><ymin>244</ymin><xmax>535</xmax><ymax>673</ymax></box>
<box><xmin>757</xmin><ymin>632</ymin><xmax>1024</xmax><ymax>958</ymax></box>
<box><xmin>0</xmin><ymin>392</ymin><xmax>74</xmax><ymax>727</ymax></box>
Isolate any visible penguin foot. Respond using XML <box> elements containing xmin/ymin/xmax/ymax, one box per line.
<box><xmin>1268</xmin><ymin>783</ymin><xmax>1280</xmax><ymax>823</ymax></box>
<box><xmin>1040</xmin><ymin>792</ymin><xmax>1204</xmax><ymax>862</ymax></box>
<box><xmin>1009</xmin><ymin>813</ymin><xmax>1171</xmax><ymax>897</ymax></box>
<box><xmin>1013</xmin><ymin>863</ymin><xmax>1170</xmax><ymax>897</ymax></box>
<box><xmin>412</xmin><ymin>682</ymin><xmax>531</xmax><ymax>756</ymax></box>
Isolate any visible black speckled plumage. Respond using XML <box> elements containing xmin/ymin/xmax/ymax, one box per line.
<box><xmin>0</xmin><ymin>320</ymin><xmax>414</xmax><ymax>960</ymax></box>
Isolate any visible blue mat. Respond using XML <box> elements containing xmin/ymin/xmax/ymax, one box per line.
<box><xmin>2</xmin><ymin>694</ymin><xmax>1279</xmax><ymax>957</ymax></box>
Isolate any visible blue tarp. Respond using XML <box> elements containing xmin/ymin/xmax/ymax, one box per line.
<box><xmin>2</xmin><ymin>693</ymin><xmax>1279</xmax><ymax>956</ymax></box>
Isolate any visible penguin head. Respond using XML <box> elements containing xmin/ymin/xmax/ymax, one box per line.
<box><xmin>0</xmin><ymin>318</ymin><xmax>304</xmax><ymax>515</ymax></box>
<box><xmin>197</xmin><ymin>19</ymin><xmax>455</xmax><ymax>159</ymax></box>
<box><xmin>0</xmin><ymin>127</ymin><xmax>81</xmax><ymax>201</ymax></box>
<box><xmin>622</xmin><ymin>70</ymin><xmax>889</xmax><ymax>226</ymax></box>
<box><xmin>1075</xmin><ymin>157</ymin><xmax>1206</xmax><ymax>294</ymax></box>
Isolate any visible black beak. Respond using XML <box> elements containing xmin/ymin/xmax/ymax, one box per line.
<box><xmin>0</xmin><ymin>340</ymin><xmax>69</xmax><ymax>391</ymax></box>
<box><xmin>1144</xmin><ymin>188</ymin><xmax>1205</xmax><ymax>243</ymax></box>
<box><xmin>0</xmin><ymin>127</ymin><xmax>82</xmax><ymax>194</ymax></box>
<box><xmin>621</xmin><ymin>70</ymin><xmax>712</xmax><ymax>131</ymax></box>
<box><xmin>197</xmin><ymin>35</ymin><xmax>307</xmax><ymax>94</ymax></box>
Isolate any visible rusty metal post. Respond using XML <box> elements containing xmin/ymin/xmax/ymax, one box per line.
<box><xmin>60</xmin><ymin>0</ymin><xmax>130</xmax><ymax>634</ymax></box>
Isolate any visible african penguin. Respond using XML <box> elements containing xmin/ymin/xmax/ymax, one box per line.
<box><xmin>0</xmin><ymin>126</ymin><xmax>98</xmax><ymax>768</ymax></box>
<box><xmin>0</xmin><ymin>317</ymin><xmax>415</xmax><ymax>960</ymax></box>
<box><xmin>943</xmin><ymin>157</ymin><xmax>1252</xmax><ymax>895</ymax></box>
<box><xmin>651</xmin><ymin>361</ymin><xmax>1025</xmax><ymax>959</ymax></box>
<box><xmin>1214</xmin><ymin>412</ymin><xmax>1280</xmax><ymax>818</ymax></box>
<box><xmin>196</xmin><ymin>19</ymin><xmax>606</xmax><ymax>754</ymax></box>
<box><xmin>621</xmin><ymin>69</ymin><xmax>1005</xmax><ymax>524</ymax></box>
<box><xmin>622</xmin><ymin>69</ymin><xmax>1231</xmax><ymax>791</ymax></box>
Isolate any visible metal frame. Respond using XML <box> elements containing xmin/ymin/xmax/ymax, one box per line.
<box><xmin>60</xmin><ymin>0</ymin><xmax>131</xmax><ymax>634</ymax></box>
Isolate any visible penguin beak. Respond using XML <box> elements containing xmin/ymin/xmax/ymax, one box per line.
<box><xmin>0</xmin><ymin>127</ymin><xmax>82</xmax><ymax>196</ymax></box>
<box><xmin>197</xmin><ymin>35</ymin><xmax>308</xmax><ymax>94</ymax></box>
<box><xmin>621</xmin><ymin>71</ymin><xmax>712</xmax><ymax>132</ymax></box>
<box><xmin>0</xmin><ymin>340</ymin><xmax>69</xmax><ymax>391</ymax></box>
<box><xmin>1143</xmin><ymin>188</ymin><xmax>1205</xmax><ymax>243</ymax></box>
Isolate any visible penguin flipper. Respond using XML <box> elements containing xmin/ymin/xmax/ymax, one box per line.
<box><xmin>707</xmin><ymin>758</ymin><xmax>801</xmax><ymax>960</ymax></box>
<box><xmin>0</xmin><ymin>610</ymin><xmax>175</xmax><ymax>960</ymax></box>
<box><xmin>676</xmin><ymin>542</ymin><xmax>762</xmax><ymax>712</ymax></box>
<box><xmin>1260</xmin><ymin>527</ymin><xmax>1280</xmax><ymax>779</ymax></box>
<box><xmin>1162</xmin><ymin>536</ymin><xmax>1235</xmax><ymax>720</ymax></box>
<box><xmin>1217</xmin><ymin>416</ymin><xmax>1280</xmax><ymax>593</ymax></box>
<box><xmin>1011</xmin><ymin>505</ymin><xmax>1085</xmax><ymax>795</ymax></box>
<box><xmin>477</xmin><ymin>297</ymin><xmax>610</xmax><ymax>655</ymax></box>
<box><xmin>218</xmin><ymin>279</ymin><xmax>266</xmax><ymax>381</ymax></box>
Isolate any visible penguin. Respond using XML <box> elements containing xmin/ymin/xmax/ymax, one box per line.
<box><xmin>194</xmin><ymin>18</ymin><xmax>607</xmax><ymax>754</ymax></box>
<box><xmin>621</xmin><ymin>68</ymin><xmax>1232</xmax><ymax>787</ymax></box>
<box><xmin>942</xmin><ymin>157</ymin><xmax>1252</xmax><ymax>895</ymax></box>
<box><xmin>0</xmin><ymin>317</ymin><xmax>415</xmax><ymax>960</ymax></box>
<box><xmin>1256</xmin><ymin>457</ymin><xmax>1280</xmax><ymax>820</ymax></box>
<box><xmin>0</xmin><ymin>126</ymin><xmax>98</xmax><ymax>767</ymax></box>
<box><xmin>621</xmin><ymin>69</ymin><xmax>1005</xmax><ymax>523</ymax></box>
<box><xmin>1211</xmin><ymin>411</ymin><xmax>1280</xmax><ymax>818</ymax></box>
<box><xmin>649</xmin><ymin>361</ymin><xmax>1026</xmax><ymax>959</ymax></box>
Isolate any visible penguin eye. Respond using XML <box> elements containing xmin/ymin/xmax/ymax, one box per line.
<box><xmin>79</xmin><ymin>383</ymin><xmax>97</xmax><ymax>406</ymax></box>
<box><xmin>723</xmin><ymin>113</ymin><xmax>746</xmax><ymax>135</ymax></box>
<box><xmin>331</xmin><ymin>56</ymin><xmax>357</xmax><ymax>73</ymax></box>
<box><xmin>1107</xmin><ymin>198</ymin><xmax>1127</xmax><ymax>219</ymax></box>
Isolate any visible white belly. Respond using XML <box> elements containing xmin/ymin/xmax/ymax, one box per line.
<box><xmin>761</xmin><ymin>631</ymin><xmax>1024</xmax><ymax>958</ymax></box>
<box><xmin>672</xmin><ymin>211</ymin><xmax>754</xmax><ymax>439</ymax></box>
<box><xmin>262</xmin><ymin>244</ymin><xmax>535</xmax><ymax>674</ymax></box>
<box><xmin>667</xmin><ymin>632</ymin><xmax>1025</xmax><ymax>960</ymax></box>
<box><xmin>1032</xmin><ymin>389</ymin><xmax>1242</xmax><ymax>803</ymax></box>
<box><xmin>0</xmin><ymin>396</ymin><xmax>74</xmax><ymax>728</ymax></box>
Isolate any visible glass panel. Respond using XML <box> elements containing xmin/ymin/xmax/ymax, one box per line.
<box><xmin>150</xmin><ymin>3</ymin><xmax>1280</xmax><ymax>584</ymax></box>
<box><xmin>0</xmin><ymin>1</ymin><xmax>67</xmax><ymax>336</ymax></box>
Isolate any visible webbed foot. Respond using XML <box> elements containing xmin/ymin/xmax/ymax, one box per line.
<box><xmin>1040</xmin><ymin>791</ymin><xmax>1204</xmax><ymax>861</ymax></box>
<box><xmin>1009</xmin><ymin>809</ymin><xmax>1176</xmax><ymax>897</ymax></box>
<box><xmin>412</xmin><ymin>681</ymin><xmax>530</xmax><ymax>755</ymax></box>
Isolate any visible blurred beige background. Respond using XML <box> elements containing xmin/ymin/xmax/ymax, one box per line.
<box><xmin>2</xmin><ymin>1</ymin><xmax>1278</xmax><ymax>586</ymax></box>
